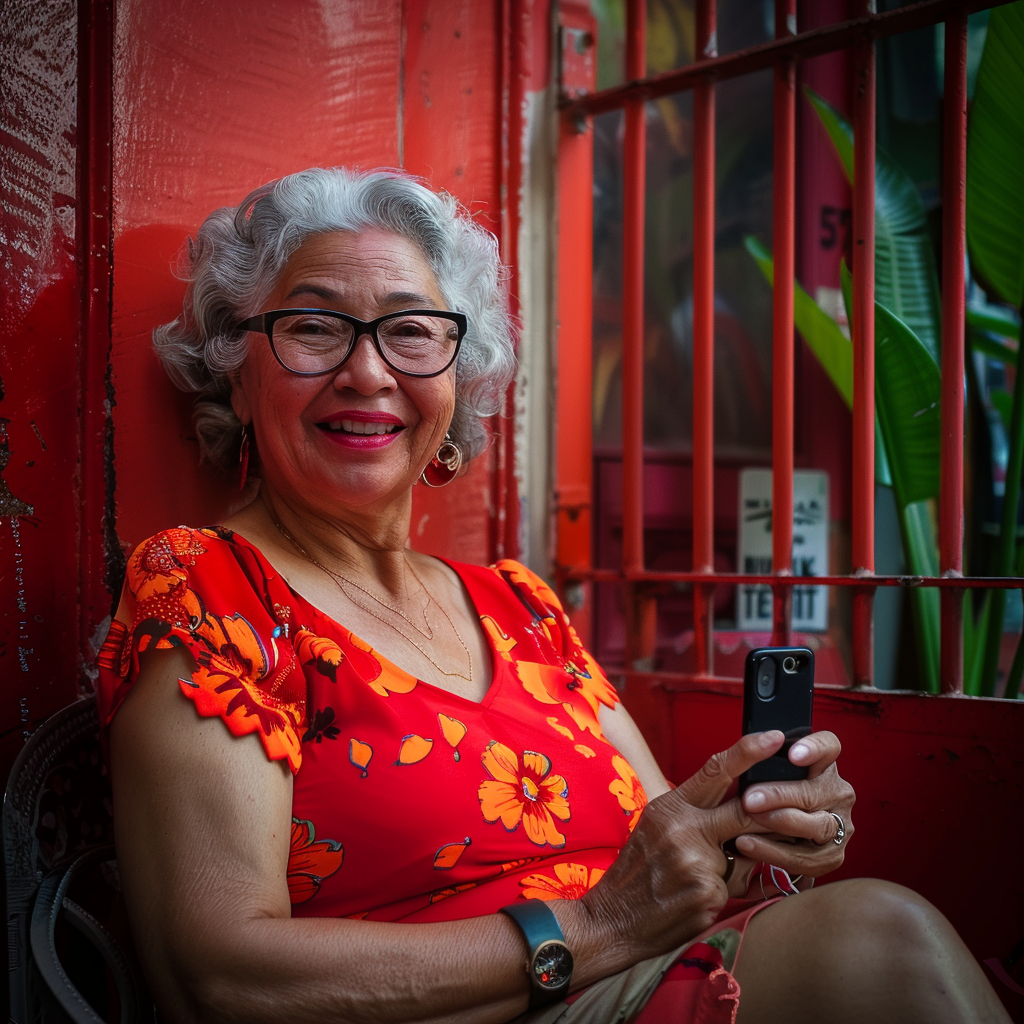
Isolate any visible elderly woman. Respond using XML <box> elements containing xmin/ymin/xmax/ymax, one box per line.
<box><xmin>96</xmin><ymin>168</ymin><xmax>1008</xmax><ymax>1024</ymax></box>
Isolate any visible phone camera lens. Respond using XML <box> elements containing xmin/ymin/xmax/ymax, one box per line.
<box><xmin>756</xmin><ymin>657</ymin><xmax>776</xmax><ymax>698</ymax></box>
<box><xmin>783</xmin><ymin>656</ymin><xmax>797</xmax><ymax>673</ymax></box>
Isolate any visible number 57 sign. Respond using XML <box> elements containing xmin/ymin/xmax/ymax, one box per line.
<box><xmin>737</xmin><ymin>469</ymin><xmax>829</xmax><ymax>632</ymax></box>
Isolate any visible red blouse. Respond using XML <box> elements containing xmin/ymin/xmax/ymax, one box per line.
<box><xmin>96</xmin><ymin>526</ymin><xmax>649</xmax><ymax>923</ymax></box>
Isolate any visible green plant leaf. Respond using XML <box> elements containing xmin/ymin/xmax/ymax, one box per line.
<box><xmin>991</xmin><ymin>387</ymin><xmax>1013</xmax><ymax>428</ymax></box>
<box><xmin>963</xmin><ymin>590</ymin><xmax>992</xmax><ymax>696</ymax></box>
<box><xmin>967</xmin><ymin>305</ymin><xmax>1021</xmax><ymax>342</ymax></box>
<box><xmin>970</xmin><ymin>331</ymin><xmax>1018</xmax><ymax>367</ymax></box>
<box><xmin>743</xmin><ymin>236</ymin><xmax>853</xmax><ymax>406</ymax></box>
<box><xmin>967</xmin><ymin>1</ymin><xmax>1024</xmax><ymax>308</ymax></box>
<box><xmin>805</xmin><ymin>87</ymin><xmax>942</xmax><ymax>363</ymax></box>
<box><xmin>841</xmin><ymin>262</ymin><xmax>941</xmax><ymax>504</ymax></box>
<box><xmin>744</xmin><ymin>236</ymin><xmax>892</xmax><ymax>487</ymax></box>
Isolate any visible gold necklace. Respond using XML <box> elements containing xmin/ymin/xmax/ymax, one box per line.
<box><xmin>270</xmin><ymin>516</ymin><xmax>473</xmax><ymax>682</ymax></box>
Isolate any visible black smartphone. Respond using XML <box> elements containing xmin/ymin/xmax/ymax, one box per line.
<box><xmin>739</xmin><ymin>646</ymin><xmax>814</xmax><ymax>794</ymax></box>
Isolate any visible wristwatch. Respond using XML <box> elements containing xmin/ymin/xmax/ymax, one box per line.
<box><xmin>500</xmin><ymin>900</ymin><xmax>575</xmax><ymax>1009</ymax></box>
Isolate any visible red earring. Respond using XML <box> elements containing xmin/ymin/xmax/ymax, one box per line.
<box><xmin>238</xmin><ymin>424</ymin><xmax>250</xmax><ymax>491</ymax></box>
<box><xmin>420</xmin><ymin>434</ymin><xmax>463</xmax><ymax>487</ymax></box>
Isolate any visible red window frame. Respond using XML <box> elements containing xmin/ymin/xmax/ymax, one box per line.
<box><xmin>554</xmin><ymin>0</ymin><xmax>1018</xmax><ymax>694</ymax></box>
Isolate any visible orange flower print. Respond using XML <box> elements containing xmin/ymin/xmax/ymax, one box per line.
<box><xmin>609</xmin><ymin>754</ymin><xmax>648</xmax><ymax>832</ymax></box>
<box><xmin>519</xmin><ymin>862</ymin><xmax>606</xmax><ymax>901</ymax></box>
<box><xmin>480</xmin><ymin>615</ymin><xmax>518</xmax><ymax>662</ymax></box>
<box><xmin>574</xmin><ymin>744</ymin><xmax>596</xmax><ymax>759</ymax></box>
<box><xmin>345</xmin><ymin>633</ymin><xmax>417</xmax><ymax>697</ymax></box>
<box><xmin>478</xmin><ymin>742</ymin><xmax>570</xmax><ymax>848</ymax></box>
<box><xmin>546</xmin><ymin>716</ymin><xmax>575</xmax><ymax>741</ymax></box>
<box><xmin>295</xmin><ymin>629</ymin><xmax>344</xmax><ymax>682</ymax></box>
<box><xmin>429</xmin><ymin>882</ymin><xmax>477</xmax><ymax>904</ymax></box>
<box><xmin>438</xmin><ymin>713</ymin><xmax>467</xmax><ymax>760</ymax></box>
<box><xmin>288</xmin><ymin>817</ymin><xmax>344</xmax><ymax>904</ymax></box>
<box><xmin>349</xmin><ymin>738</ymin><xmax>373</xmax><ymax>777</ymax></box>
<box><xmin>396</xmin><ymin>734</ymin><xmax>433</xmax><ymax>765</ymax></box>
<box><xmin>517</xmin><ymin>662</ymin><xmax>606</xmax><ymax>742</ymax></box>
<box><xmin>433</xmin><ymin>837</ymin><xmax>472</xmax><ymax>869</ymax></box>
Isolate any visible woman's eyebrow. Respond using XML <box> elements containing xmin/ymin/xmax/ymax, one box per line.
<box><xmin>282</xmin><ymin>285</ymin><xmax>438</xmax><ymax>308</ymax></box>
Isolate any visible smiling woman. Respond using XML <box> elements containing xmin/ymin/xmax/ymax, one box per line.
<box><xmin>94</xmin><ymin>167</ymin><xmax>1009</xmax><ymax>1024</ymax></box>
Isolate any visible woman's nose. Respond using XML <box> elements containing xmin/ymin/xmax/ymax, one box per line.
<box><xmin>333</xmin><ymin>333</ymin><xmax>397</xmax><ymax>392</ymax></box>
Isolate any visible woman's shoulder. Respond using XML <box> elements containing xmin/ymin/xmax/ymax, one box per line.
<box><xmin>122</xmin><ymin>524</ymin><xmax>260</xmax><ymax>596</ymax></box>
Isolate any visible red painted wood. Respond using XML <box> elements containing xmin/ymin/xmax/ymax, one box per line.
<box><xmin>771</xmin><ymin>0</ymin><xmax>797</xmax><ymax>646</ymax></box>
<box><xmin>692</xmin><ymin>0</ymin><xmax>717</xmax><ymax>676</ymax></box>
<box><xmin>402</xmin><ymin>0</ymin><xmax>506</xmax><ymax>566</ymax></box>
<box><xmin>939</xmin><ymin>12</ymin><xmax>968</xmax><ymax>694</ymax></box>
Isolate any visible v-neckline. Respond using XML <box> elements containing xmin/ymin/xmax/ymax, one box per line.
<box><xmin>227</xmin><ymin>531</ymin><xmax>503</xmax><ymax>709</ymax></box>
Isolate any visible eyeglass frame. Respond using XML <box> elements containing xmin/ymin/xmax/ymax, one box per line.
<box><xmin>236</xmin><ymin>307</ymin><xmax>468</xmax><ymax>378</ymax></box>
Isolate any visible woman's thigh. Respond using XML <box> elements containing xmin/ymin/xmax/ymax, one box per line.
<box><xmin>732</xmin><ymin>878</ymin><xmax>1010</xmax><ymax>1024</ymax></box>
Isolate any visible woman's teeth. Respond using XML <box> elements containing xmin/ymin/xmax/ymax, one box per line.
<box><xmin>325</xmin><ymin>420</ymin><xmax>399</xmax><ymax>435</ymax></box>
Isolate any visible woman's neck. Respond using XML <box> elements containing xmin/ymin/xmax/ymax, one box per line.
<box><xmin>233</xmin><ymin>484</ymin><xmax>418</xmax><ymax>600</ymax></box>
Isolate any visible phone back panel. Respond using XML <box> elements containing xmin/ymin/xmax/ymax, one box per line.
<box><xmin>740</xmin><ymin>647</ymin><xmax>814</xmax><ymax>792</ymax></box>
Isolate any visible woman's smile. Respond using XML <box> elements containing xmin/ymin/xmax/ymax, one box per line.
<box><xmin>317</xmin><ymin>410</ymin><xmax>406</xmax><ymax>448</ymax></box>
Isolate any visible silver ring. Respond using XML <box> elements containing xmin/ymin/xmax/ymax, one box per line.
<box><xmin>829</xmin><ymin>812</ymin><xmax>846</xmax><ymax>846</ymax></box>
<box><xmin>722</xmin><ymin>852</ymin><xmax>736</xmax><ymax>885</ymax></box>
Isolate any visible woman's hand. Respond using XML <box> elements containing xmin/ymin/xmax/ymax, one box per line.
<box><xmin>569</xmin><ymin>731</ymin><xmax>785</xmax><ymax>965</ymax></box>
<box><xmin>734</xmin><ymin>730</ymin><xmax>855</xmax><ymax>880</ymax></box>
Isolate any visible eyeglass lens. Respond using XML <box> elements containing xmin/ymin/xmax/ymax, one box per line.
<box><xmin>272</xmin><ymin>312</ymin><xmax>459</xmax><ymax>375</ymax></box>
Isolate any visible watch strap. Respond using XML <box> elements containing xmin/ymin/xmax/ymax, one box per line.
<box><xmin>500</xmin><ymin>900</ymin><xmax>573</xmax><ymax>1009</ymax></box>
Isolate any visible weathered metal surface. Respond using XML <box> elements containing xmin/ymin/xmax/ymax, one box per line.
<box><xmin>0</xmin><ymin>0</ymin><xmax>83</xmax><ymax>770</ymax></box>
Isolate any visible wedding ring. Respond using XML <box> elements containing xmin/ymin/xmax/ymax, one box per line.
<box><xmin>829</xmin><ymin>812</ymin><xmax>846</xmax><ymax>846</ymax></box>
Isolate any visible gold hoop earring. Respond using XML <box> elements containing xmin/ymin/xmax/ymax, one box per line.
<box><xmin>421</xmin><ymin>434</ymin><xmax>463</xmax><ymax>488</ymax></box>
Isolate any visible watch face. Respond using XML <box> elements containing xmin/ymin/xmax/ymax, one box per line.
<box><xmin>532</xmin><ymin>941</ymin><xmax>574</xmax><ymax>990</ymax></box>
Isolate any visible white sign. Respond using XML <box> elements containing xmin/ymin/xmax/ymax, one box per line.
<box><xmin>737</xmin><ymin>469</ymin><xmax>829</xmax><ymax>632</ymax></box>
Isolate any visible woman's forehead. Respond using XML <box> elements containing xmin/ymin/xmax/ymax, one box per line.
<box><xmin>274</xmin><ymin>229</ymin><xmax>440</xmax><ymax>304</ymax></box>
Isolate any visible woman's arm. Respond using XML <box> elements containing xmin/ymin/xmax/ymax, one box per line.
<box><xmin>111</xmin><ymin>650</ymin><xmax>777</xmax><ymax>1024</ymax></box>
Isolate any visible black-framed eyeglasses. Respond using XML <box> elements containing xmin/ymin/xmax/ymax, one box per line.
<box><xmin>237</xmin><ymin>308</ymin><xmax>468</xmax><ymax>378</ymax></box>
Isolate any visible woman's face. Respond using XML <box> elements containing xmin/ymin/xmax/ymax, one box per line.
<box><xmin>231</xmin><ymin>228</ymin><xmax>457</xmax><ymax>517</ymax></box>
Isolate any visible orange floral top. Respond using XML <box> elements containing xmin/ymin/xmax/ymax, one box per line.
<box><xmin>96</xmin><ymin>526</ymin><xmax>649</xmax><ymax>923</ymax></box>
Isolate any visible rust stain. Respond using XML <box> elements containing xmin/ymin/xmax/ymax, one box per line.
<box><xmin>29</xmin><ymin>420</ymin><xmax>46</xmax><ymax>450</ymax></box>
<box><xmin>0</xmin><ymin>416</ymin><xmax>34</xmax><ymax>518</ymax></box>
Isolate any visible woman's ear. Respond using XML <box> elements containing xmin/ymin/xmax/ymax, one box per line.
<box><xmin>230</xmin><ymin>378</ymin><xmax>251</xmax><ymax>427</ymax></box>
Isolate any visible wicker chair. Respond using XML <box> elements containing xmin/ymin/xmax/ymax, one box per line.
<box><xmin>3</xmin><ymin>693</ymin><xmax>155</xmax><ymax>1023</ymax></box>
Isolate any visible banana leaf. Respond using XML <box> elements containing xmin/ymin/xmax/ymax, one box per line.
<box><xmin>968</xmin><ymin>1</ymin><xmax>1024</xmax><ymax>695</ymax></box>
<box><xmin>805</xmin><ymin>87</ymin><xmax>942</xmax><ymax>364</ymax></box>
<box><xmin>967</xmin><ymin>305</ymin><xmax>1021</xmax><ymax>343</ymax></box>
<box><xmin>744</xmin><ymin>235</ymin><xmax>893</xmax><ymax>487</ymax></box>
<box><xmin>841</xmin><ymin>262</ymin><xmax>941</xmax><ymax>690</ymax></box>
<box><xmin>967</xmin><ymin>1</ymin><xmax>1024</xmax><ymax>310</ymax></box>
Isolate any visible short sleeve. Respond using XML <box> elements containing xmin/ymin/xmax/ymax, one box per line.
<box><xmin>95</xmin><ymin>527</ymin><xmax>305</xmax><ymax>772</ymax></box>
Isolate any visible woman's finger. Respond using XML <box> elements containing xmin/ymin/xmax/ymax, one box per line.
<box><xmin>741</xmin><ymin>765</ymin><xmax>854</xmax><ymax>817</ymax></box>
<box><xmin>674</xmin><ymin>730</ymin><xmax>785</xmax><ymax>810</ymax></box>
<box><xmin>733</xmin><ymin>812</ymin><xmax>852</xmax><ymax>875</ymax></box>
<box><xmin>742</xmin><ymin>806</ymin><xmax>852</xmax><ymax>846</ymax></box>
<box><xmin>787</xmin><ymin>730</ymin><xmax>841</xmax><ymax>777</ymax></box>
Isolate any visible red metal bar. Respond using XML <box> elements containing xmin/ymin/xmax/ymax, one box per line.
<box><xmin>562</xmin><ymin>0</ymin><xmax>1008</xmax><ymax>118</ymax></box>
<box><xmin>939</xmin><ymin>11</ymin><xmax>968</xmax><ymax>694</ymax></box>
<box><xmin>692</xmin><ymin>0</ymin><xmax>717</xmax><ymax>675</ymax></box>
<box><xmin>770</xmin><ymin>0</ymin><xmax>797</xmax><ymax>646</ymax></box>
<box><xmin>554</xmin><ymin>0</ymin><xmax>597</xmax><ymax>644</ymax></box>
<box><xmin>621</xmin><ymin>0</ymin><xmax>647</xmax><ymax>576</ymax></box>
<box><xmin>77</xmin><ymin>0</ymin><xmax>116</xmax><ymax>676</ymax></box>
<box><xmin>850</xmin><ymin>6</ymin><xmax>876</xmax><ymax>686</ymax></box>
<box><xmin>565</xmin><ymin>568</ymin><xmax>1024</xmax><ymax>590</ymax></box>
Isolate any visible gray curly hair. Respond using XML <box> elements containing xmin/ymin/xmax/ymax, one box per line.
<box><xmin>154</xmin><ymin>167</ymin><xmax>517</xmax><ymax>472</ymax></box>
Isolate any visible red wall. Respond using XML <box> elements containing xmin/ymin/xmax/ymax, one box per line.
<box><xmin>0</xmin><ymin>0</ymin><xmax>539</xmax><ymax>779</ymax></box>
